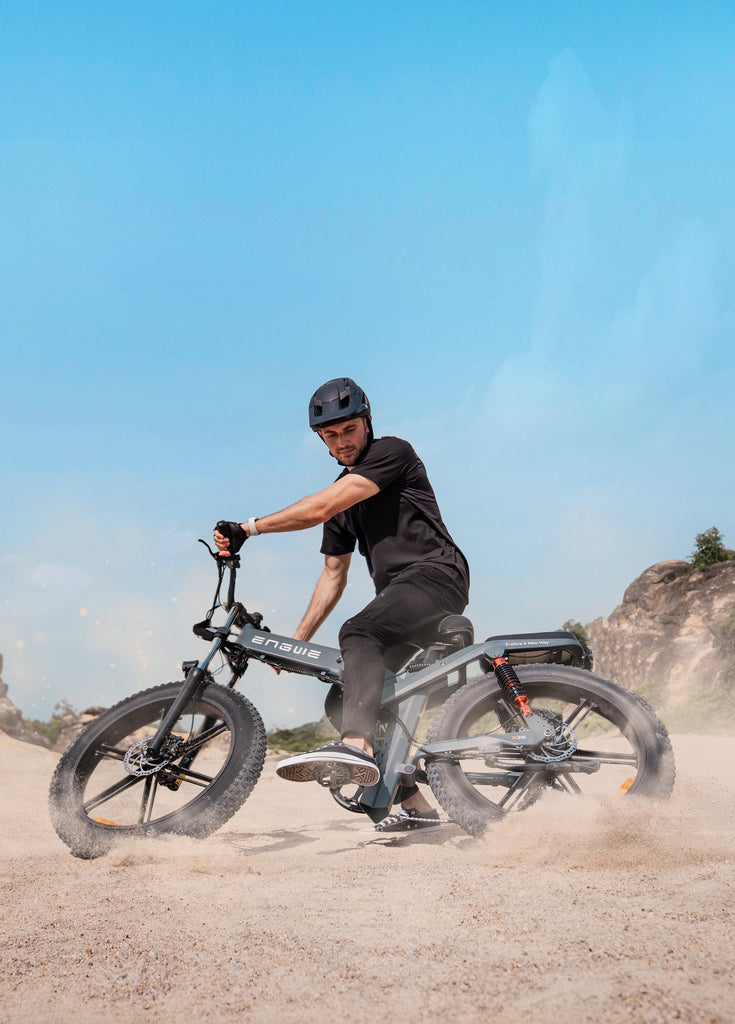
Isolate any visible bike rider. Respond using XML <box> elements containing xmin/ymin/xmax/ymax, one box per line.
<box><xmin>214</xmin><ymin>377</ymin><xmax>470</xmax><ymax>832</ymax></box>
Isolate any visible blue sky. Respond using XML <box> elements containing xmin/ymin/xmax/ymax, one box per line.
<box><xmin>2</xmin><ymin>2</ymin><xmax>734</xmax><ymax>728</ymax></box>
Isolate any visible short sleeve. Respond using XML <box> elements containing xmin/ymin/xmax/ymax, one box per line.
<box><xmin>320</xmin><ymin>514</ymin><xmax>357</xmax><ymax>557</ymax></box>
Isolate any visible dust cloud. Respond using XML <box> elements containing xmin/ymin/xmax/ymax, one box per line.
<box><xmin>1</xmin><ymin>733</ymin><xmax>733</xmax><ymax>1024</ymax></box>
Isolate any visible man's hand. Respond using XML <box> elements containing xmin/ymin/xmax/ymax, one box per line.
<box><xmin>214</xmin><ymin>520</ymin><xmax>247</xmax><ymax>556</ymax></box>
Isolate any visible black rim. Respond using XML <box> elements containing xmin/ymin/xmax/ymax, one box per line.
<box><xmin>445</xmin><ymin>681</ymin><xmax>645</xmax><ymax>814</ymax></box>
<box><xmin>71</xmin><ymin>692</ymin><xmax>239</xmax><ymax>833</ymax></box>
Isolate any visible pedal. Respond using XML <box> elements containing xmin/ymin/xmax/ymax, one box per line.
<box><xmin>314</xmin><ymin>762</ymin><xmax>353</xmax><ymax>790</ymax></box>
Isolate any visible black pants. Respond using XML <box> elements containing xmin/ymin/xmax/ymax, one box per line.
<box><xmin>331</xmin><ymin>565</ymin><xmax>468</xmax><ymax>744</ymax></box>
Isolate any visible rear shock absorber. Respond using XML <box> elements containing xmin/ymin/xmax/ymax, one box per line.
<box><xmin>489</xmin><ymin>656</ymin><xmax>533</xmax><ymax>720</ymax></box>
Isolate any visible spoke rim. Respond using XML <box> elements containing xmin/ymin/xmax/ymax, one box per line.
<box><xmin>83</xmin><ymin>773</ymin><xmax>142</xmax><ymax>813</ymax></box>
<box><xmin>78</xmin><ymin>704</ymin><xmax>234</xmax><ymax>831</ymax></box>
<box><xmin>454</xmin><ymin>686</ymin><xmax>641</xmax><ymax>814</ymax></box>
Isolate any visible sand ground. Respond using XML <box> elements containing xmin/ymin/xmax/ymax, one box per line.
<box><xmin>1</xmin><ymin>731</ymin><xmax>733</xmax><ymax>1024</ymax></box>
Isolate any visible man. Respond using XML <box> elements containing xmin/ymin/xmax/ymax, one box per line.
<box><xmin>214</xmin><ymin>377</ymin><xmax>469</xmax><ymax>833</ymax></box>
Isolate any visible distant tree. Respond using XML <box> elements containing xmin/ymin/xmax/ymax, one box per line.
<box><xmin>22</xmin><ymin>698</ymin><xmax>78</xmax><ymax>745</ymax></box>
<box><xmin>561</xmin><ymin>619</ymin><xmax>589</xmax><ymax>648</ymax></box>
<box><xmin>689</xmin><ymin>527</ymin><xmax>735</xmax><ymax>571</ymax></box>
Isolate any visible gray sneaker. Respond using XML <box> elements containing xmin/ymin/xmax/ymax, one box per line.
<box><xmin>276</xmin><ymin>741</ymin><xmax>380</xmax><ymax>787</ymax></box>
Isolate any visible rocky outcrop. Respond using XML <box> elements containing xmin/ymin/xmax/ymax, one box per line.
<box><xmin>53</xmin><ymin>707</ymin><xmax>107</xmax><ymax>752</ymax></box>
<box><xmin>586</xmin><ymin>559</ymin><xmax>735</xmax><ymax>711</ymax></box>
<box><xmin>0</xmin><ymin>653</ymin><xmax>55</xmax><ymax>748</ymax></box>
<box><xmin>0</xmin><ymin>653</ymin><xmax>106</xmax><ymax>751</ymax></box>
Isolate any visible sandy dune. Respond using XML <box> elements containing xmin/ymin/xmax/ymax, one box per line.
<box><xmin>1</xmin><ymin>731</ymin><xmax>733</xmax><ymax>1024</ymax></box>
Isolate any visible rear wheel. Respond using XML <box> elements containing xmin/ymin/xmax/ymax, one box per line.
<box><xmin>49</xmin><ymin>681</ymin><xmax>266</xmax><ymax>858</ymax></box>
<box><xmin>425</xmin><ymin>665</ymin><xmax>675</xmax><ymax>837</ymax></box>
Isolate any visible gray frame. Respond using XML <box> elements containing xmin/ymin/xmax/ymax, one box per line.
<box><xmin>228</xmin><ymin>622</ymin><xmax>584</xmax><ymax>822</ymax></box>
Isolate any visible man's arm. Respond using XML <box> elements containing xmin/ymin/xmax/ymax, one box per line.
<box><xmin>293</xmin><ymin>553</ymin><xmax>352</xmax><ymax>641</ymax></box>
<box><xmin>214</xmin><ymin>472</ymin><xmax>379</xmax><ymax>553</ymax></box>
<box><xmin>252</xmin><ymin>473</ymin><xmax>378</xmax><ymax>534</ymax></box>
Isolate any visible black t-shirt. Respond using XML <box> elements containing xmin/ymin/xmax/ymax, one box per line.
<box><xmin>320</xmin><ymin>436</ymin><xmax>470</xmax><ymax>595</ymax></box>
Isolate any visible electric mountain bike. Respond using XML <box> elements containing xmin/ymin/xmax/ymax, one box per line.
<box><xmin>49</xmin><ymin>539</ymin><xmax>676</xmax><ymax>859</ymax></box>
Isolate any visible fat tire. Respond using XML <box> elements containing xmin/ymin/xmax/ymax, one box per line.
<box><xmin>49</xmin><ymin>681</ymin><xmax>266</xmax><ymax>859</ymax></box>
<box><xmin>425</xmin><ymin>665</ymin><xmax>675</xmax><ymax>838</ymax></box>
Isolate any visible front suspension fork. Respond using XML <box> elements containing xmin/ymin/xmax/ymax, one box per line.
<box><xmin>146</xmin><ymin>605</ymin><xmax>240</xmax><ymax>758</ymax></box>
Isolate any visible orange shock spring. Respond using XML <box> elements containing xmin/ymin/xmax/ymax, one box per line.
<box><xmin>491</xmin><ymin>656</ymin><xmax>533</xmax><ymax>717</ymax></box>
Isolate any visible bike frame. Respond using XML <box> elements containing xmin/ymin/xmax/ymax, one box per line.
<box><xmin>148</xmin><ymin>552</ymin><xmax>588</xmax><ymax>824</ymax></box>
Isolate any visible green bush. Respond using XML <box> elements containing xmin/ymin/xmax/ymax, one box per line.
<box><xmin>22</xmin><ymin>699</ymin><xmax>78</xmax><ymax>745</ymax></box>
<box><xmin>561</xmin><ymin>619</ymin><xmax>589</xmax><ymax>648</ymax></box>
<box><xmin>661</xmin><ymin>689</ymin><xmax>735</xmax><ymax>733</ymax></box>
<box><xmin>266</xmin><ymin>719</ymin><xmax>338</xmax><ymax>752</ymax></box>
<box><xmin>689</xmin><ymin>527</ymin><xmax>735</xmax><ymax>571</ymax></box>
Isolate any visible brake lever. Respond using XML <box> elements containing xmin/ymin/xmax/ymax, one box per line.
<box><xmin>198</xmin><ymin>538</ymin><xmax>240</xmax><ymax>569</ymax></box>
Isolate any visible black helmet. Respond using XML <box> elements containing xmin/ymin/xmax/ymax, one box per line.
<box><xmin>308</xmin><ymin>377</ymin><xmax>371</xmax><ymax>432</ymax></box>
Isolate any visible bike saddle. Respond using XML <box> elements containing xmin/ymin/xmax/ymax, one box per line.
<box><xmin>404</xmin><ymin>614</ymin><xmax>474</xmax><ymax>673</ymax></box>
<box><xmin>435</xmin><ymin>614</ymin><xmax>474</xmax><ymax>648</ymax></box>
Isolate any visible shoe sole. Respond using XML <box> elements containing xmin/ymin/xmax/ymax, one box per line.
<box><xmin>276</xmin><ymin>759</ymin><xmax>380</xmax><ymax>787</ymax></box>
<box><xmin>361</xmin><ymin>823</ymin><xmax>444</xmax><ymax>835</ymax></box>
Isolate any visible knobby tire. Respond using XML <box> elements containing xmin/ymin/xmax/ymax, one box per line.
<box><xmin>425</xmin><ymin>665</ymin><xmax>675</xmax><ymax>837</ymax></box>
<box><xmin>48</xmin><ymin>681</ymin><xmax>266</xmax><ymax>859</ymax></box>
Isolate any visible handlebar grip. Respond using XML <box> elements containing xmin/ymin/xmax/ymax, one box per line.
<box><xmin>215</xmin><ymin>520</ymin><xmax>247</xmax><ymax>554</ymax></box>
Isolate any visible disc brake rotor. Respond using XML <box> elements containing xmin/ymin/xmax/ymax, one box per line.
<box><xmin>123</xmin><ymin>736</ymin><xmax>184</xmax><ymax>777</ymax></box>
<box><xmin>527</xmin><ymin>707</ymin><xmax>578</xmax><ymax>763</ymax></box>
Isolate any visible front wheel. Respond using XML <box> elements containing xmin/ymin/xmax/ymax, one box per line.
<box><xmin>425</xmin><ymin>665</ymin><xmax>675</xmax><ymax>837</ymax></box>
<box><xmin>49</xmin><ymin>681</ymin><xmax>266</xmax><ymax>858</ymax></box>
